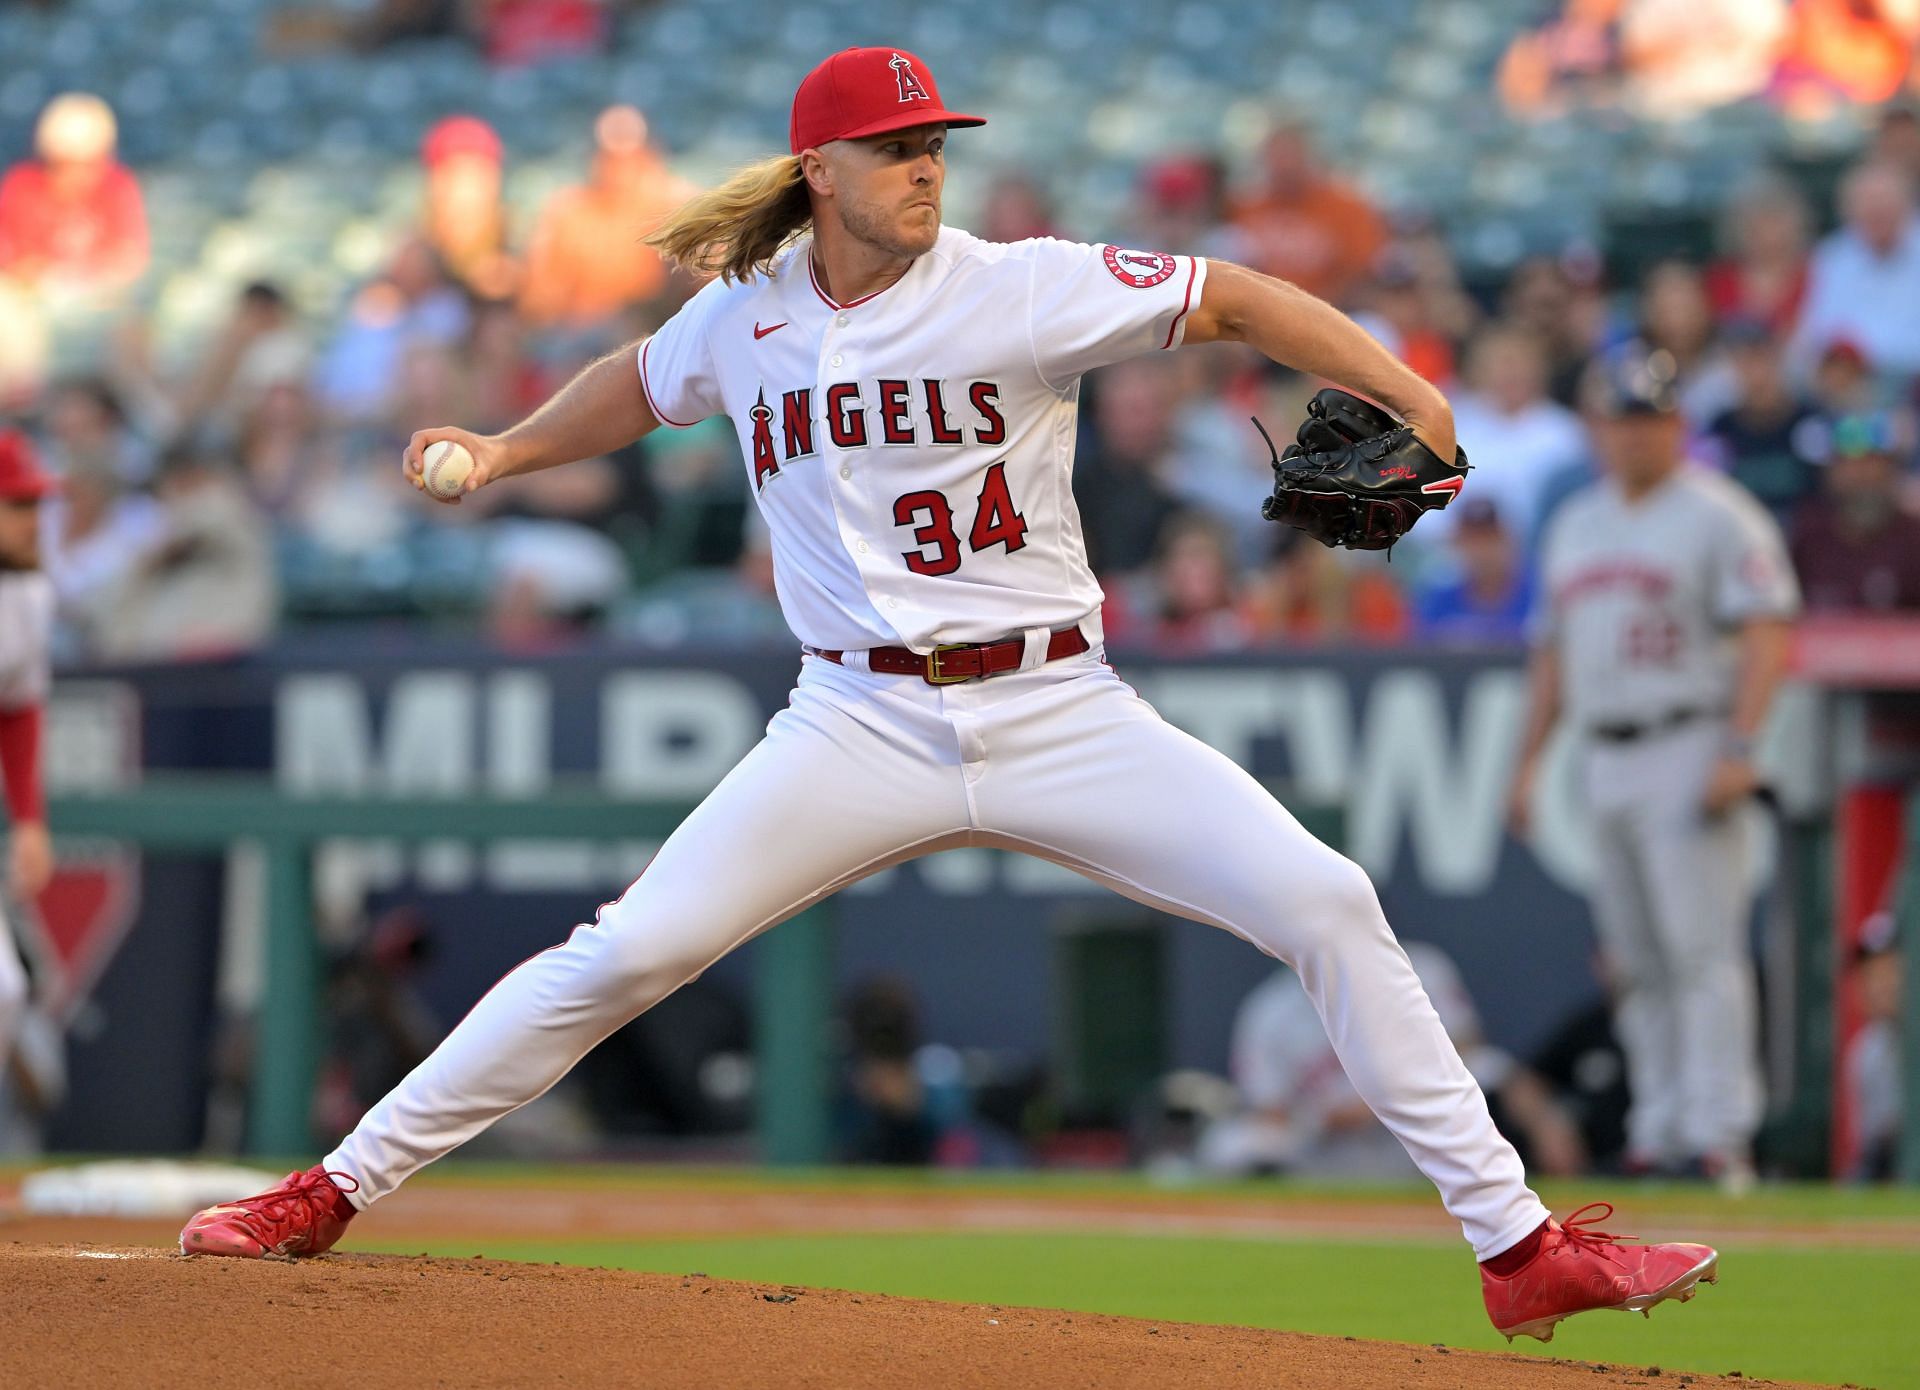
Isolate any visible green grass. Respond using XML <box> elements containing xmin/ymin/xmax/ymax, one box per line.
<box><xmin>12</xmin><ymin>1158</ymin><xmax>1914</xmax><ymax>1384</ymax></box>
<box><xmin>356</xmin><ymin>1226</ymin><xmax>1920</xmax><ymax>1388</ymax></box>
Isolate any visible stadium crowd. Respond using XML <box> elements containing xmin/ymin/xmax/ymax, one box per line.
<box><xmin>3</xmin><ymin>41</ymin><xmax>1920</xmax><ymax>665</ymax></box>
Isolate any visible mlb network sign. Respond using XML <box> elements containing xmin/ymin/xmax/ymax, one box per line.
<box><xmin>260</xmin><ymin>648</ymin><xmax>1603</xmax><ymax>900</ymax></box>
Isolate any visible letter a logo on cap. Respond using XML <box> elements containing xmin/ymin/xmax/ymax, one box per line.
<box><xmin>890</xmin><ymin>53</ymin><xmax>930</xmax><ymax>103</ymax></box>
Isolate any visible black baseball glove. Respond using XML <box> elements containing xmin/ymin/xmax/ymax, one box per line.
<box><xmin>1258</xmin><ymin>388</ymin><xmax>1471</xmax><ymax>551</ymax></box>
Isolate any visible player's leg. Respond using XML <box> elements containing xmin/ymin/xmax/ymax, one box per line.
<box><xmin>322</xmin><ymin>660</ymin><xmax>972</xmax><ymax>1206</ymax></box>
<box><xmin>1628</xmin><ymin>738</ymin><xmax>1763</xmax><ymax>1166</ymax></box>
<box><xmin>967</xmin><ymin>659</ymin><xmax>1549</xmax><ymax>1259</ymax></box>
<box><xmin>1582</xmin><ymin>798</ymin><xmax>1685</xmax><ymax>1169</ymax></box>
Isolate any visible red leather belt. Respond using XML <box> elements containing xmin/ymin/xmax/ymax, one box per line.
<box><xmin>808</xmin><ymin>627</ymin><xmax>1090</xmax><ymax>685</ymax></box>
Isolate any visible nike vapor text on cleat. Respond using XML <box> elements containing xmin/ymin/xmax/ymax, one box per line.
<box><xmin>178</xmin><ymin>1165</ymin><xmax>359</xmax><ymax>1259</ymax></box>
<box><xmin>1481</xmin><ymin>1203</ymin><xmax>1719</xmax><ymax>1344</ymax></box>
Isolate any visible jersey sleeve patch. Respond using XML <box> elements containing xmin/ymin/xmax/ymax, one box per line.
<box><xmin>1102</xmin><ymin>245</ymin><xmax>1178</xmax><ymax>289</ymax></box>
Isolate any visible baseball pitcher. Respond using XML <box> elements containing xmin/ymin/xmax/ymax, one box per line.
<box><xmin>183</xmin><ymin>49</ymin><xmax>1718</xmax><ymax>1343</ymax></box>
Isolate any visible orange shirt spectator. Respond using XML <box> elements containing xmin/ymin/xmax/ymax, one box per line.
<box><xmin>519</xmin><ymin>106</ymin><xmax>697</xmax><ymax>329</ymax></box>
<box><xmin>1245</xmin><ymin>536</ymin><xmax>1411</xmax><ymax>644</ymax></box>
<box><xmin>1227</xmin><ymin>124</ymin><xmax>1385</xmax><ymax>305</ymax></box>
<box><xmin>0</xmin><ymin>93</ymin><xmax>147</xmax><ymax>293</ymax></box>
<box><xmin>1773</xmin><ymin>0</ymin><xmax>1916</xmax><ymax>111</ymax></box>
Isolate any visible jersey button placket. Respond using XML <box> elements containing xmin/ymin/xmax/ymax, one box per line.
<box><xmin>818</xmin><ymin>320</ymin><xmax>885</xmax><ymax>620</ymax></box>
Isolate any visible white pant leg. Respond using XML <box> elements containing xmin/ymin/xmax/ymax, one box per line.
<box><xmin>967</xmin><ymin>659</ymin><xmax>1549</xmax><ymax>1259</ymax></box>
<box><xmin>1583</xmin><ymin>796</ymin><xmax>1684</xmax><ymax>1165</ymax></box>
<box><xmin>1631</xmin><ymin>762</ymin><xmax>1762</xmax><ymax>1158</ymax></box>
<box><xmin>0</xmin><ymin>904</ymin><xmax>26</xmax><ymax>1064</ymax></box>
<box><xmin>326</xmin><ymin>661</ymin><xmax>971</xmax><ymax>1205</ymax></box>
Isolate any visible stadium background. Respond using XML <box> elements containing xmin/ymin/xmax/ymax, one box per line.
<box><xmin>2</xmin><ymin>1</ymin><xmax>1919</xmax><ymax>1386</ymax></box>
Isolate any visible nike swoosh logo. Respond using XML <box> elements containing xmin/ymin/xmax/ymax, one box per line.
<box><xmin>753</xmin><ymin>321</ymin><xmax>787</xmax><ymax>340</ymax></box>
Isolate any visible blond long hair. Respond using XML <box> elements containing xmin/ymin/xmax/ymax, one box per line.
<box><xmin>645</xmin><ymin>154</ymin><xmax>811</xmax><ymax>284</ymax></box>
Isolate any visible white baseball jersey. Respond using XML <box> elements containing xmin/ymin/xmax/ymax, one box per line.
<box><xmin>638</xmin><ymin>227</ymin><xmax>1206</xmax><ymax>651</ymax></box>
<box><xmin>0</xmin><ymin>572</ymin><xmax>53</xmax><ymax>710</ymax></box>
<box><xmin>1536</xmin><ymin>470</ymin><xmax>1798</xmax><ymax>728</ymax></box>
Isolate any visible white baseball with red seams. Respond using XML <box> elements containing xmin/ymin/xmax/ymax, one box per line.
<box><xmin>324</xmin><ymin>227</ymin><xmax>1550</xmax><ymax>1261</ymax></box>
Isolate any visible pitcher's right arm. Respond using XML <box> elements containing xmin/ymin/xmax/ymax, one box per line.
<box><xmin>401</xmin><ymin>342</ymin><xmax>662</xmax><ymax>504</ymax></box>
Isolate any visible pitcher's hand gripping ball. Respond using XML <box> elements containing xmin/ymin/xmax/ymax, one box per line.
<box><xmin>1258</xmin><ymin>388</ymin><xmax>1470</xmax><ymax>550</ymax></box>
<box><xmin>421</xmin><ymin>439</ymin><xmax>475</xmax><ymax>499</ymax></box>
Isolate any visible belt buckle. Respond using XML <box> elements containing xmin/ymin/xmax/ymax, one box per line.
<box><xmin>926</xmin><ymin>643</ymin><xmax>973</xmax><ymax>684</ymax></box>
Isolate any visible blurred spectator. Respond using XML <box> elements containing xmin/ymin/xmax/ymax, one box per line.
<box><xmin>1129</xmin><ymin>511</ymin><xmax>1252</xmax><ymax>654</ymax></box>
<box><xmin>1244</xmin><ymin>530</ymin><xmax>1409</xmax><ymax>644</ymax></box>
<box><xmin>1788</xmin><ymin>409</ymin><xmax>1920</xmax><ymax>611</ymax></box>
<box><xmin>1447</xmin><ymin>323</ymin><xmax>1588</xmax><ymax>544</ymax></box>
<box><xmin>1870</xmin><ymin>104</ymin><xmax>1920</xmax><ymax>187</ymax></box>
<box><xmin>1772</xmin><ymin>0</ymin><xmax>1918</xmax><ymax>115</ymax></box>
<box><xmin>1073</xmin><ymin>360</ymin><xmax>1185</xmax><ymax>576</ymax></box>
<box><xmin>1413</xmin><ymin>498</ymin><xmax>1536</xmax><ymax>644</ymax></box>
<box><xmin>1502</xmin><ymin>254</ymin><xmax>1609</xmax><ymax>406</ymax></box>
<box><xmin>1129</xmin><ymin>156</ymin><xmax>1232</xmax><ymax>258</ymax></box>
<box><xmin>1500</xmin><ymin>0</ymin><xmax>1782</xmax><ymax>119</ymax></box>
<box><xmin>316</xmin><ymin>237</ymin><xmax>470</xmax><ymax>420</ymax></box>
<box><xmin>84</xmin><ymin>438</ymin><xmax>278</xmax><ymax>661</ymax></box>
<box><xmin>1843</xmin><ymin>911</ymin><xmax>1902</xmax><ymax>1181</ymax></box>
<box><xmin>314</xmin><ymin>908</ymin><xmax>441</xmax><ymax>1140</ymax></box>
<box><xmin>980</xmin><ymin>172</ymin><xmax>1058</xmax><ymax>244</ymax></box>
<box><xmin>38</xmin><ymin>456</ymin><xmax>163</xmax><ymax>651</ymax></box>
<box><xmin>1526</xmin><ymin>990</ymin><xmax>1631</xmax><ymax>1173</ymax></box>
<box><xmin>1701</xmin><ymin>317</ymin><xmax>1819</xmax><ymax>524</ymax></box>
<box><xmin>1789</xmin><ymin>160</ymin><xmax>1920</xmax><ymax>384</ymax></box>
<box><xmin>836</xmin><ymin>976</ymin><xmax>938</xmax><ymax>1165</ymax></box>
<box><xmin>1354</xmin><ymin>247</ymin><xmax>1459</xmax><ymax>389</ymax></box>
<box><xmin>1618</xmin><ymin>0</ymin><xmax>1786</xmax><ymax>118</ymax></box>
<box><xmin>1198</xmin><ymin>943</ymin><xmax>1586</xmax><ymax>1178</ymax></box>
<box><xmin>519</xmin><ymin>106</ymin><xmax>697</xmax><ymax>331</ymax></box>
<box><xmin>475</xmin><ymin>0</ymin><xmax>607</xmax><ymax>67</ymax></box>
<box><xmin>420</xmin><ymin>116</ymin><xmax>518</xmax><ymax>301</ymax></box>
<box><xmin>1638</xmin><ymin>260</ymin><xmax>1738</xmax><ymax>424</ymax></box>
<box><xmin>167</xmin><ymin>282</ymin><xmax>312</xmax><ymax>440</ymax></box>
<box><xmin>1497</xmin><ymin>0</ymin><xmax>1624</xmax><ymax>118</ymax></box>
<box><xmin>1706</xmin><ymin>173</ymin><xmax>1811</xmax><ymax>335</ymax></box>
<box><xmin>35</xmin><ymin>375</ymin><xmax>151</xmax><ymax>487</ymax></box>
<box><xmin>238</xmin><ymin>379</ymin><xmax>337</xmax><ymax>522</ymax></box>
<box><xmin>1811</xmin><ymin>337</ymin><xmax>1881</xmax><ymax>414</ymax></box>
<box><xmin>1227</xmin><ymin>121</ymin><xmax>1386</xmax><ymax>304</ymax></box>
<box><xmin>0</xmin><ymin>93</ymin><xmax>147</xmax><ymax>294</ymax></box>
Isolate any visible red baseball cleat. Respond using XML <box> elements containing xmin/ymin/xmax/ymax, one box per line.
<box><xmin>178</xmin><ymin>1165</ymin><xmax>359</xmax><ymax>1259</ymax></box>
<box><xmin>1482</xmin><ymin>1203</ymin><xmax>1718</xmax><ymax>1344</ymax></box>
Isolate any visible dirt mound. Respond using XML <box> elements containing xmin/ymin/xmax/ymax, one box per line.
<box><xmin>0</xmin><ymin>1243</ymin><xmax>1811</xmax><ymax>1390</ymax></box>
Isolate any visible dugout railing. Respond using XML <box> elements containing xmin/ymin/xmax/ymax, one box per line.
<box><xmin>44</xmin><ymin>777</ymin><xmax>832</xmax><ymax>1161</ymax></box>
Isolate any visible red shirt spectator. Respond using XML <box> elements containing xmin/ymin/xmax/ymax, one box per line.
<box><xmin>477</xmin><ymin>0</ymin><xmax>604</xmax><ymax>67</ymax></box>
<box><xmin>0</xmin><ymin>93</ymin><xmax>147</xmax><ymax>292</ymax></box>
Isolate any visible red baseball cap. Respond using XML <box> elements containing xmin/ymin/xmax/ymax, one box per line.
<box><xmin>421</xmin><ymin>115</ymin><xmax>502</xmax><ymax>168</ymax></box>
<box><xmin>0</xmin><ymin>430</ymin><xmax>56</xmax><ymax>501</ymax></box>
<box><xmin>789</xmin><ymin>48</ymin><xmax>984</xmax><ymax>155</ymax></box>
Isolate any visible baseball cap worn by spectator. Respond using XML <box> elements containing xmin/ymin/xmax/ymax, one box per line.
<box><xmin>0</xmin><ymin>430</ymin><xmax>58</xmax><ymax>500</ymax></box>
<box><xmin>1590</xmin><ymin>344</ymin><xmax>1680</xmax><ymax>417</ymax></box>
<box><xmin>789</xmin><ymin>48</ymin><xmax>985</xmax><ymax>153</ymax></box>
<box><xmin>421</xmin><ymin>115</ymin><xmax>502</xmax><ymax>169</ymax></box>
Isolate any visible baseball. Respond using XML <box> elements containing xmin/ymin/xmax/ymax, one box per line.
<box><xmin>421</xmin><ymin>439</ymin><xmax>475</xmax><ymax>499</ymax></box>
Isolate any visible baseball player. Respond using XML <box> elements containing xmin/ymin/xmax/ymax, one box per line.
<box><xmin>1511</xmin><ymin>346</ymin><xmax>1798</xmax><ymax>1188</ymax></box>
<box><xmin>0</xmin><ymin>432</ymin><xmax>57</xmax><ymax>1090</ymax></box>
<box><xmin>184</xmin><ymin>48</ymin><xmax>1719</xmax><ymax>1343</ymax></box>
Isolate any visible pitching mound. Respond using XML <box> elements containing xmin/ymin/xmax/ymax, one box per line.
<box><xmin>1</xmin><ymin>1243</ymin><xmax>1807</xmax><ymax>1389</ymax></box>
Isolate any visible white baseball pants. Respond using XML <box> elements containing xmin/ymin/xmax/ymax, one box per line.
<box><xmin>1583</xmin><ymin>719</ymin><xmax>1764</xmax><ymax>1163</ymax></box>
<box><xmin>328</xmin><ymin>646</ymin><xmax>1549</xmax><ymax>1257</ymax></box>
